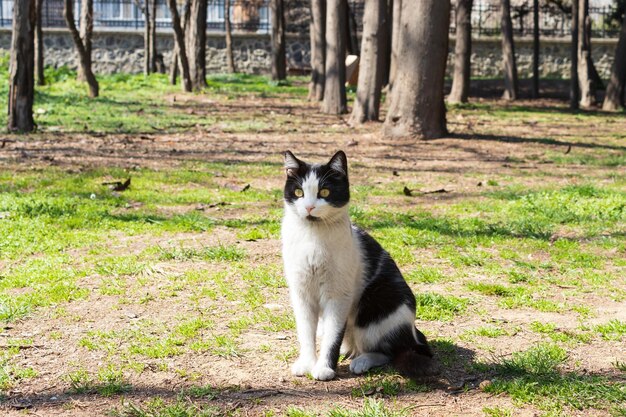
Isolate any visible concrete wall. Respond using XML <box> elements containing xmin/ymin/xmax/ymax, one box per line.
<box><xmin>0</xmin><ymin>28</ymin><xmax>618</xmax><ymax>79</ymax></box>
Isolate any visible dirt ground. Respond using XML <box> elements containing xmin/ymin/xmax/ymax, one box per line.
<box><xmin>1</xmin><ymin>92</ymin><xmax>625</xmax><ymax>417</ymax></box>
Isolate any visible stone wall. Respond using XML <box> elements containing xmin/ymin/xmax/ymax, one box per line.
<box><xmin>452</xmin><ymin>37</ymin><xmax>618</xmax><ymax>79</ymax></box>
<box><xmin>0</xmin><ymin>28</ymin><xmax>617</xmax><ymax>79</ymax></box>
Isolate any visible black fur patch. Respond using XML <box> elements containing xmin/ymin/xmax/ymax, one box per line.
<box><xmin>354</xmin><ymin>228</ymin><xmax>416</xmax><ymax>327</ymax></box>
<box><xmin>325</xmin><ymin>324</ymin><xmax>347</xmax><ymax>370</ymax></box>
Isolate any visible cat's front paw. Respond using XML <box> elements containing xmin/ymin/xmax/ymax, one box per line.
<box><xmin>291</xmin><ymin>356</ymin><xmax>316</xmax><ymax>377</ymax></box>
<box><xmin>311</xmin><ymin>363</ymin><xmax>336</xmax><ymax>381</ymax></box>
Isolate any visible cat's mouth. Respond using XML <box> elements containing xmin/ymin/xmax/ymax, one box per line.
<box><xmin>306</xmin><ymin>215</ymin><xmax>319</xmax><ymax>222</ymax></box>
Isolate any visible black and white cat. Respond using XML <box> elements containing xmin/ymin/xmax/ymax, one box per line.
<box><xmin>281</xmin><ymin>150</ymin><xmax>435</xmax><ymax>381</ymax></box>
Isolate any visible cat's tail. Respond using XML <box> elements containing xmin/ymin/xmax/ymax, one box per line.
<box><xmin>392</xmin><ymin>328</ymin><xmax>439</xmax><ymax>379</ymax></box>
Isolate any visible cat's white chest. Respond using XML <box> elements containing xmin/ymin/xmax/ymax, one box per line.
<box><xmin>281</xmin><ymin>211</ymin><xmax>362</xmax><ymax>296</ymax></box>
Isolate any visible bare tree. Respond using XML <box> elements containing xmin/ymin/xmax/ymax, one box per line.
<box><xmin>167</xmin><ymin>0</ymin><xmax>192</xmax><ymax>91</ymax></box>
<box><xmin>578</xmin><ymin>0</ymin><xmax>596</xmax><ymax>108</ymax></box>
<box><xmin>321</xmin><ymin>0</ymin><xmax>347</xmax><ymax>114</ymax></box>
<box><xmin>532</xmin><ymin>0</ymin><xmax>539</xmax><ymax>98</ymax></box>
<box><xmin>449</xmin><ymin>0</ymin><xmax>473</xmax><ymax>104</ymax></box>
<box><xmin>8</xmin><ymin>0</ymin><xmax>36</xmax><ymax>132</ymax></box>
<box><xmin>383</xmin><ymin>0</ymin><xmax>450</xmax><ymax>139</ymax></box>
<box><xmin>149</xmin><ymin>0</ymin><xmax>158</xmax><ymax>73</ymax></box>
<box><xmin>64</xmin><ymin>0</ymin><xmax>99</xmax><ymax>97</ymax></box>
<box><xmin>349</xmin><ymin>0</ymin><xmax>388</xmax><ymax>123</ymax></box>
<box><xmin>78</xmin><ymin>0</ymin><xmax>93</xmax><ymax>81</ymax></box>
<box><xmin>34</xmin><ymin>0</ymin><xmax>44</xmax><ymax>86</ymax></box>
<box><xmin>501</xmin><ymin>0</ymin><xmax>518</xmax><ymax>100</ymax></box>
<box><xmin>186</xmin><ymin>0</ymin><xmax>208</xmax><ymax>89</ymax></box>
<box><xmin>570</xmin><ymin>0</ymin><xmax>579</xmax><ymax>109</ymax></box>
<box><xmin>271</xmin><ymin>0</ymin><xmax>287</xmax><ymax>80</ymax></box>
<box><xmin>225</xmin><ymin>0</ymin><xmax>236</xmax><ymax>73</ymax></box>
<box><xmin>388</xmin><ymin>0</ymin><xmax>402</xmax><ymax>90</ymax></box>
<box><xmin>308</xmin><ymin>0</ymin><xmax>325</xmax><ymax>101</ymax></box>
<box><xmin>602</xmin><ymin>9</ymin><xmax>626</xmax><ymax>111</ymax></box>
<box><xmin>170</xmin><ymin>0</ymin><xmax>191</xmax><ymax>85</ymax></box>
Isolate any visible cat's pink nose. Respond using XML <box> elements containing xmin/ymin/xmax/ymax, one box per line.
<box><xmin>306</xmin><ymin>206</ymin><xmax>315</xmax><ymax>214</ymax></box>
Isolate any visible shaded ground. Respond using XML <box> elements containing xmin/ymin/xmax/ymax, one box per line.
<box><xmin>0</xmin><ymin>79</ymin><xmax>625</xmax><ymax>417</ymax></box>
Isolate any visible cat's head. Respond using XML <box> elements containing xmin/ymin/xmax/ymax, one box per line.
<box><xmin>282</xmin><ymin>150</ymin><xmax>350</xmax><ymax>222</ymax></box>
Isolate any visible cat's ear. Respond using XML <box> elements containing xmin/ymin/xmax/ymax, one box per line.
<box><xmin>328</xmin><ymin>150</ymin><xmax>348</xmax><ymax>177</ymax></box>
<box><xmin>284</xmin><ymin>151</ymin><xmax>302</xmax><ymax>176</ymax></box>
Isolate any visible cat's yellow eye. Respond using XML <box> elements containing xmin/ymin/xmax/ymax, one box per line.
<box><xmin>319</xmin><ymin>188</ymin><xmax>330</xmax><ymax>198</ymax></box>
<box><xmin>294</xmin><ymin>188</ymin><xmax>304</xmax><ymax>198</ymax></box>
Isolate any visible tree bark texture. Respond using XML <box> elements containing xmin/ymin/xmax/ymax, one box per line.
<box><xmin>570</xmin><ymin>0</ymin><xmax>579</xmax><ymax>109</ymax></box>
<box><xmin>383</xmin><ymin>0</ymin><xmax>450</xmax><ymax>139</ymax></box>
<box><xmin>308</xmin><ymin>0</ymin><xmax>325</xmax><ymax>101</ymax></box>
<box><xmin>602</xmin><ymin>12</ymin><xmax>626</xmax><ymax>111</ymax></box>
<box><xmin>270</xmin><ymin>0</ymin><xmax>286</xmax><ymax>80</ymax></box>
<box><xmin>577</xmin><ymin>0</ymin><xmax>595</xmax><ymax>108</ymax></box>
<box><xmin>64</xmin><ymin>0</ymin><xmax>99</xmax><ymax>97</ymax></box>
<box><xmin>186</xmin><ymin>0</ymin><xmax>207</xmax><ymax>89</ymax></box>
<box><xmin>500</xmin><ymin>0</ymin><xmax>518</xmax><ymax>100</ymax></box>
<box><xmin>321</xmin><ymin>0</ymin><xmax>347</xmax><ymax>114</ymax></box>
<box><xmin>449</xmin><ymin>0</ymin><xmax>472</xmax><ymax>104</ymax></box>
<box><xmin>167</xmin><ymin>0</ymin><xmax>192</xmax><ymax>92</ymax></box>
<box><xmin>532</xmin><ymin>0</ymin><xmax>539</xmax><ymax>98</ymax></box>
<box><xmin>149</xmin><ymin>0</ymin><xmax>158</xmax><ymax>73</ymax></box>
<box><xmin>143</xmin><ymin>0</ymin><xmax>150</xmax><ymax>74</ymax></box>
<box><xmin>388</xmin><ymin>0</ymin><xmax>401</xmax><ymax>91</ymax></box>
<box><xmin>345</xmin><ymin>2</ymin><xmax>359</xmax><ymax>55</ymax></box>
<box><xmin>349</xmin><ymin>0</ymin><xmax>388</xmax><ymax>123</ymax></box>
<box><xmin>225</xmin><ymin>0</ymin><xmax>236</xmax><ymax>73</ymax></box>
<box><xmin>8</xmin><ymin>0</ymin><xmax>36</xmax><ymax>132</ymax></box>
<box><xmin>78</xmin><ymin>0</ymin><xmax>93</xmax><ymax>81</ymax></box>
<box><xmin>34</xmin><ymin>0</ymin><xmax>44</xmax><ymax>86</ymax></box>
<box><xmin>170</xmin><ymin>0</ymin><xmax>191</xmax><ymax>85</ymax></box>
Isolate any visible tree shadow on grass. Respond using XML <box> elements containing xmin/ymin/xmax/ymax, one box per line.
<box><xmin>452</xmin><ymin>132</ymin><xmax>626</xmax><ymax>152</ymax></box>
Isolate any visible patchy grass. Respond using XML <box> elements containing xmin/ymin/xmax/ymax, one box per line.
<box><xmin>0</xmin><ymin>64</ymin><xmax>625</xmax><ymax>416</ymax></box>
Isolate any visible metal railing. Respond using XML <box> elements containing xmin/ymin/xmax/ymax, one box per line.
<box><xmin>0</xmin><ymin>0</ymin><xmax>271</xmax><ymax>33</ymax></box>
<box><xmin>449</xmin><ymin>3</ymin><xmax>623</xmax><ymax>38</ymax></box>
<box><xmin>0</xmin><ymin>0</ymin><xmax>622</xmax><ymax>38</ymax></box>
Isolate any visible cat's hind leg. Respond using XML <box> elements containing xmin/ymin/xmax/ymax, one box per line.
<box><xmin>349</xmin><ymin>353</ymin><xmax>390</xmax><ymax>374</ymax></box>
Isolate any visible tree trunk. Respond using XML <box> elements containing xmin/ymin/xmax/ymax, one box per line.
<box><xmin>345</xmin><ymin>2</ymin><xmax>359</xmax><ymax>55</ymax></box>
<box><xmin>144</xmin><ymin>0</ymin><xmax>150</xmax><ymax>75</ymax></box>
<box><xmin>578</xmin><ymin>0</ymin><xmax>595</xmax><ymax>108</ymax></box>
<box><xmin>349</xmin><ymin>0</ymin><xmax>388</xmax><ymax>123</ymax></box>
<box><xmin>186</xmin><ymin>0</ymin><xmax>207</xmax><ymax>89</ymax></box>
<box><xmin>383</xmin><ymin>0</ymin><xmax>450</xmax><ymax>139</ymax></box>
<box><xmin>8</xmin><ymin>0</ymin><xmax>36</xmax><ymax>132</ymax></box>
<box><xmin>64</xmin><ymin>0</ymin><xmax>99</xmax><ymax>97</ymax></box>
<box><xmin>149</xmin><ymin>0</ymin><xmax>158</xmax><ymax>73</ymax></box>
<box><xmin>321</xmin><ymin>0</ymin><xmax>347</xmax><ymax>114</ymax></box>
<box><xmin>308</xmin><ymin>0</ymin><xmax>325</xmax><ymax>101</ymax></box>
<box><xmin>448</xmin><ymin>0</ymin><xmax>472</xmax><ymax>104</ymax></box>
<box><xmin>271</xmin><ymin>0</ymin><xmax>287</xmax><ymax>80</ymax></box>
<box><xmin>34</xmin><ymin>0</ymin><xmax>44</xmax><ymax>86</ymax></box>
<box><xmin>500</xmin><ymin>0</ymin><xmax>518</xmax><ymax>100</ymax></box>
<box><xmin>388</xmin><ymin>0</ymin><xmax>401</xmax><ymax>91</ymax></box>
<box><xmin>167</xmin><ymin>0</ymin><xmax>192</xmax><ymax>92</ymax></box>
<box><xmin>570</xmin><ymin>0</ymin><xmax>579</xmax><ymax>109</ymax></box>
<box><xmin>225</xmin><ymin>0</ymin><xmax>236</xmax><ymax>73</ymax></box>
<box><xmin>78</xmin><ymin>0</ymin><xmax>93</xmax><ymax>81</ymax></box>
<box><xmin>170</xmin><ymin>0</ymin><xmax>191</xmax><ymax>85</ymax></box>
<box><xmin>602</xmin><ymin>12</ymin><xmax>626</xmax><ymax>111</ymax></box>
<box><xmin>532</xmin><ymin>0</ymin><xmax>539</xmax><ymax>98</ymax></box>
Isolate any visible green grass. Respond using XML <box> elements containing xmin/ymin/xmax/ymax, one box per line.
<box><xmin>483</xmin><ymin>344</ymin><xmax>626</xmax><ymax>414</ymax></box>
<box><xmin>1</xmin><ymin>61</ymin><xmax>625</xmax><ymax>415</ymax></box>
<box><xmin>414</xmin><ymin>293</ymin><xmax>469</xmax><ymax>321</ymax></box>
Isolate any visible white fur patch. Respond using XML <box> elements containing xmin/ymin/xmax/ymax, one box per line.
<box><xmin>352</xmin><ymin>304</ymin><xmax>416</xmax><ymax>354</ymax></box>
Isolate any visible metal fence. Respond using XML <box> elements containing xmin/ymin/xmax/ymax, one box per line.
<box><xmin>449</xmin><ymin>3</ymin><xmax>623</xmax><ymax>38</ymax></box>
<box><xmin>0</xmin><ymin>0</ymin><xmax>622</xmax><ymax>38</ymax></box>
<box><xmin>0</xmin><ymin>0</ymin><xmax>272</xmax><ymax>33</ymax></box>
